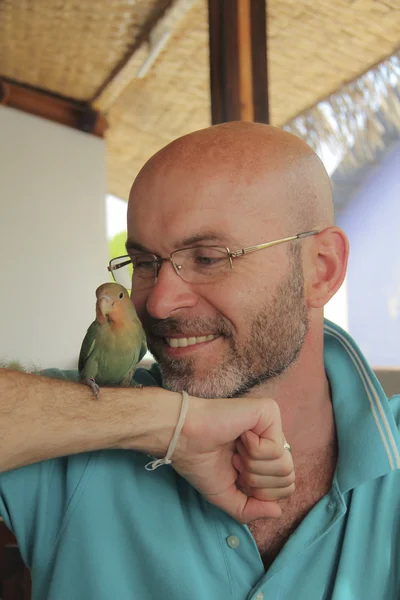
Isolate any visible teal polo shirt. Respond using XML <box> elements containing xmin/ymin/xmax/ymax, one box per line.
<box><xmin>1</xmin><ymin>319</ymin><xmax>400</xmax><ymax>599</ymax></box>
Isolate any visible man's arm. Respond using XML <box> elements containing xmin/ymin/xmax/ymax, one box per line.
<box><xmin>0</xmin><ymin>368</ymin><xmax>182</xmax><ymax>472</ymax></box>
<box><xmin>0</xmin><ymin>368</ymin><xmax>295</xmax><ymax>523</ymax></box>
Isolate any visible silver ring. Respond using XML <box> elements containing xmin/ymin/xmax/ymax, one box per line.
<box><xmin>283</xmin><ymin>441</ymin><xmax>292</xmax><ymax>453</ymax></box>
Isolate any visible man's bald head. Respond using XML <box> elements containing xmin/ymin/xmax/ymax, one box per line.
<box><xmin>127</xmin><ymin>123</ymin><xmax>347</xmax><ymax>399</ymax></box>
<box><xmin>129</xmin><ymin>121</ymin><xmax>334</xmax><ymax>236</ymax></box>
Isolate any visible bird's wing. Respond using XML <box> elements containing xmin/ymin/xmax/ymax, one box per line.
<box><xmin>138</xmin><ymin>329</ymin><xmax>148</xmax><ymax>363</ymax></box>
<box><xmin>78</xmin><ymin>322</ymin><xmax>99</xmax><ymax>374</ymax></box>
<box><xmin>119</xmin><ymin>327</ymin><xmax>147</xmax><ymax>387</ymax></box>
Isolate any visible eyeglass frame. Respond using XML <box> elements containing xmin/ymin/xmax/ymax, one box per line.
<box><xmin>107</xmin><ymin>230</ymin><xmax>320</xmax><ymax>288</ymax></box>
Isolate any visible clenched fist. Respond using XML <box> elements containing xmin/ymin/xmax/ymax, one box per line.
<box><xmin>171</xmin><ymin>395</ymin><xmax>295</xmax><ymax>523</ymax></box>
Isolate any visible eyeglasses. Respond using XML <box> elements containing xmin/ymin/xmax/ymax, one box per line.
<box><xmin>108</xmin><ymin>230</ymin><xmax>319</xmax><ymax>291</ymax></box>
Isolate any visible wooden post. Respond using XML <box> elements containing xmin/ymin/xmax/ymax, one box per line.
<box><xmin>208</xmin><ymin>0</ymin><xmax>268</xmax><ymax>124</ymax></box>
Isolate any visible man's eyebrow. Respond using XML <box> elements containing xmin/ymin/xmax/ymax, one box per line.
<box><xmin>179</xmin><ymin>230</ymin><xmax>233</xmax><ymax>247</ymax></box>
<box><xmin>126</xmin><ymin>230</ymin><xmax>235</xmax><ymax>254</ymax></box>
<box><xmin>125</xmin><ymin>239</ymin><xmax>153</xmax><ymax>254</ymax></box>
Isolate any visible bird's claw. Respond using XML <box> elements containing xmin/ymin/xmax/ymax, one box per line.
<box><xmin>85</xmin><ymin>378</ymin><xmax>100</xmax><ymax>399</ymax></box>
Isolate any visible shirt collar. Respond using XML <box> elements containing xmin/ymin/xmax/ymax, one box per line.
<box><xmin>324</xmin><ymin>319</ymin><xmax>400</xmax><ymax>493</ymax></box>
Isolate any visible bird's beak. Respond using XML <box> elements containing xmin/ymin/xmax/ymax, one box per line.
<box><xmin>98</xmin><ymin>295</ymin><xmax>114</xmax><ymax>317</ymax></box>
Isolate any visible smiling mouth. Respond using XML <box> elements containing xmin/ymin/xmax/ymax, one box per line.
<box><xmin>165</xmin><ymin>334</ymin><xmax>220</xmax><ymax>348</ymax></box>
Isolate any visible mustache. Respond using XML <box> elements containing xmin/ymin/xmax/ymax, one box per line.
<box><xmin>143</xmin><ymin>316</ymin><xmax>234</xmax><ymax>338</ymax></box>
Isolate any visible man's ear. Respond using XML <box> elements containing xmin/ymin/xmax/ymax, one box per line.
<box><xmin>305</xmin><ymin>227</ymin><xmax>349</xmax><ymax>309</ymax></box>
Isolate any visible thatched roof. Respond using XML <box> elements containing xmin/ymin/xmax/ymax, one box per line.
<box><xmin>1</xmin><ymin>0</ymin><xmax>399</xmax><ymax>199</ymax></box>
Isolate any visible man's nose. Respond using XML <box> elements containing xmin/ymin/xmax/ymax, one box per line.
<box><xmin>145</xmin><ymin>260</ymin><xmax>199</xmax><ymax>319</ymax></box>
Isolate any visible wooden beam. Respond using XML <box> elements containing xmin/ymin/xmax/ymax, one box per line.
<box><xmin>90</xmin><ymin>0</ymin><xmax>175</xmax><ymax>105</ymax></box>
<box><xmin>0</xmin><ymin>78</ymin><xmax>107</xmax><ymax>137</ymax></box>
<box><xmin>93</xmin><ymin>0</ymin><xmax>197</xmax><ymax>112</ymax></box>
<box><xmin>208</xmin><ymin>0</ymin><xmax>269</xmax><ymax>124</ymax></box>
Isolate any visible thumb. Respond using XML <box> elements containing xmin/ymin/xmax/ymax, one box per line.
<box><xmin>204</xmin><ymin>482</ymin><xmax>283</xmax><ymax>523</ymax></box>
<box><xmin>242</xmin><ymin>399</ymin><xmax>285</xmax><ymax>458</ymax></box>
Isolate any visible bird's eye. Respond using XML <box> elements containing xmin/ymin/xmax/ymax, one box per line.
<box><xmin>119</xmin><ymin>292</ymin><xmax>124</xmax><ymax>299</ymax></box>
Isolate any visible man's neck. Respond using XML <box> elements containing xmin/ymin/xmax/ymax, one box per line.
<box><xmin>245</xmin><ymin>330</ymin><xmax>336</xmax><ymax>459</ymax></box>
<box><xmin>278</xmin><ymin>374</ymin><xmax>335</xmax><ymax>464</ymax></box>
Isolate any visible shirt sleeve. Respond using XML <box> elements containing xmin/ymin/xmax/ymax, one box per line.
<box><xmin>390</xmin><ymin>394</ymin><xmax>400</xmax><ymax>429</ymax></box>
<box><xmin>0</xmin><ymin>368</ymin><xmax>92</xmax><ymax>569</ymax></box>
<box><xmin>0</xmin><ymin>453</ymin><xmax>94</xmax><ymax>569</ymax></box>
<box><xmin>0</xmin><ymin>365</ymin><xmax>161</xmax><ymax>568</ymax></box>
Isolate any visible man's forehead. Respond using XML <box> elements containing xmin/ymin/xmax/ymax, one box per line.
<box><xmin>126</xmin><ymin>227</ymin><xmax>244</xmax><ymax>254</ymax></box>
<box><xmin>127</xmin><ymin>123</ymin><xmax>333</xmax><ymax>250</ymax></box>
<box><xmin>127</xmin><ymin>173</ymin><xmax>283</xmax><ymax>253</ymax></box>
<box><xmin>128</xmin><ymin>165</ymin><xmax>281</xmax><ymax>225</ymax></box>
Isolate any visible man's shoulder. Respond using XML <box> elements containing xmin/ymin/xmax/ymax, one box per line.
<box><xmin>40</xmin><ymin>362</ymin><xmax>163</xmax><ymax>388</ymax></box>
<box><xmin>134</xmin><ymin>362</ymin><xmax>163</xmax><ymax>386</ymax></box>
<box><xmin>390</xmin><ymin>394</ymin><xmax>400</xmax><ymax>430</ymax></box>
<box><xmin>39</xmin><ymin>368</ymin><xmax>80</xmax><ymax>382</ymax></box>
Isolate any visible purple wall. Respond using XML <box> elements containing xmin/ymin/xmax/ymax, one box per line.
<box><xmin>336</xmin><ymin>143</ymin><xmax>400</xmax><ymax>367</ymax></box>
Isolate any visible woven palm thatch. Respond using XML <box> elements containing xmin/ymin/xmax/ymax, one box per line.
<box><xmin>0</xmin><ymin>0</ymin><xmax>399</xmax><ymax>199</ymax></box>
<box><xmin>0</xmin><ymin>0</ymin><xmax>163</xmax><ymax>100</ymax></box>
<box><xmin>285</xmin><ymin>52</ymin><xmax>400</xmax><ymax>171</ymax></box>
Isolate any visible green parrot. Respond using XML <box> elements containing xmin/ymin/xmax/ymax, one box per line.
<box><xmin>79</xmin><ymin>282</ymin><xmax>147</xmax><ymax>398</ymax></box>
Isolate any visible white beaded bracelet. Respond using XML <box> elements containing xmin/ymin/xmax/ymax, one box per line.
<box><xmin>145</xmin><ymin>391</ymin><xmax>189</xmax><ymax>471</ymax></box>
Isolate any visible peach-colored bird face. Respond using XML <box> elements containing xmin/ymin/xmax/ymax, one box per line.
<box><xmin>95</xmin><ymin>283</ymin><xmax>136</xmax><ymax>324</ymax></box>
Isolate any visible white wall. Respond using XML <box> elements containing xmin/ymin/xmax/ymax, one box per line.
<box><xmin>0</xmin><ymin>106</ymin><xmax>109</xmax><ymax>369</ymax></box>
<box><xmin>324</xmin><ymin>276</ymin><xmax>348</xmax><ymax>331</ymax></box>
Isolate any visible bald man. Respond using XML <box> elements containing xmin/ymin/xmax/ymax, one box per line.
<box><xmin>1</xmin><ymin>123</ymin><xmax>399</xmax><ymax>600</ymax></box>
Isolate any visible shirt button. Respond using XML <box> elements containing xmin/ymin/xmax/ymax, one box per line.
<box><xmin>255</xmin><ymin>593</ymin><xmax>264</xmax><ymax>600</ymax></box>
<box><xmin>226</xmin><ymin>535</ymin><xmax>240</xmax><ymax>549</ymax></box>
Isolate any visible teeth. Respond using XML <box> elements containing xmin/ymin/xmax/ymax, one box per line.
<box><xmin>165</xmin><ymin>335</ymin><xmax>218</xmax><ymax>347</ymax></box>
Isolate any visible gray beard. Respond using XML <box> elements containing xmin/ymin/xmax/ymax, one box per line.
<box><xmin>144</xmin><ymin>253</ymin><xmax>308</xmax><ymax>399</ymax></box>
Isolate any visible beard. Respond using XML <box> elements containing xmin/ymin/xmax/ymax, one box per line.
<box><xmin>143</xmin><ymin>250</ymin><xmax>309</xmax><ymax>398</ymax></box>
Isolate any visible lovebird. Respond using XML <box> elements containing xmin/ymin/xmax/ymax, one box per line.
<box><xmin>79</xmin><ymin>282</ymin><xmax>147</xmax><ymax>398</ymax></box>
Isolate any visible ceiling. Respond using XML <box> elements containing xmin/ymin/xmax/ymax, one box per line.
<box><xmin>1</xmin><ymin>0</ymin><xmax>399</xmax><ymax>199</ymax></box>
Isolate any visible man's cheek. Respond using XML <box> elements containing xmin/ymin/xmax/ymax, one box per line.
<box><xmin>131</xmin><ymin>296</ymin><xmax>147</xmax><ymax>321</ymax></box>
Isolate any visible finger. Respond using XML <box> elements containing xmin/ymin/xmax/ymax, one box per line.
<box><xmin>250</xmin><ymin>399</ymin><xmax>286</xmax><ymax>454</ymax></box>
<box><xmin>234</xmin><ymin>443</ymin><xmax>294</xmax><ymax>477</ymax></box>
<box><xmin>240</xmin><ymin>469</ymin><xmax>296</xmax><ymax>488</ymax></box>
<box><xmin>235</xmin><ymin>439</ymin><xmax>247</xmax><ymax>458</ymax></box>
<box><xmin>237</xmin><ymin>434</ymin><xmax>286</xmax><ymax>462</ymax></box>
<box><xmin>232</xmin><ymin>454</ymin><xmax>295</xmax><ymax>477</ymax></box>
<box><xmin>245</xmin><ymin>483</ymin><xmax>295</xmax><ymax>502</ymax></box>
<box><xmin>238</xmin><ymin>470</ymin><xmax>295</xmax><ymax>490</ymax></box>
<box><xmin>240</xmin><ymin>429</ymin><xmax>288</xmax><ymax>461</ymax></box>
<box><xmin>236</xmin><ymin>474</ymin><xmax>296</xmax><ymax>502</ymax></box>
<box><xmin>240</xmin><ymin>495</ymin><xmax>283</xmax><ymax>521</ymax></box>
<box><xmin>232</xmin><ymin>452</ymin><xmax>243</xmax><ymax>473</ymax></box>
<box><xmin>204</xmin><ymin>481</ymin><xmax>283</xmax><ymax>524</ymax></box>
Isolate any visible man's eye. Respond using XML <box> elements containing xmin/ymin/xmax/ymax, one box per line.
<box><xmin>135</xmin><ymin>260</ymin><xmax>155</xmax><ymax>271</ymax></box>
<box><xmin>194</xmin><ymin>256</ymin><xmax>222</xmax><ymax>266</ymax></box>
<box><xmin>131</xmin><ymin>256</ymin><xmax>156</xmax><ymax>272</ymax></box>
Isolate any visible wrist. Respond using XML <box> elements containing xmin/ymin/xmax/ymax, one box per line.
<box><xmin>115</xmin><ymin>386</ymin><xmax>183</xmax><ymax>457</ymax></box>
<box><xmin>145</xmin><ymin>391</ymin><xmax>190</xmax><ymax>470</ymax></box>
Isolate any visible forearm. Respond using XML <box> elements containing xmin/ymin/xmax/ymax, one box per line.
<box><xmin>0</xmin><ymin>369</ymin><xmax>296</xmax><ymax>524</ymax></box>
<box><xmin>0</xmin><ymin>369</ymin><xmax>181</xmax><ymax>472</ymax></box>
